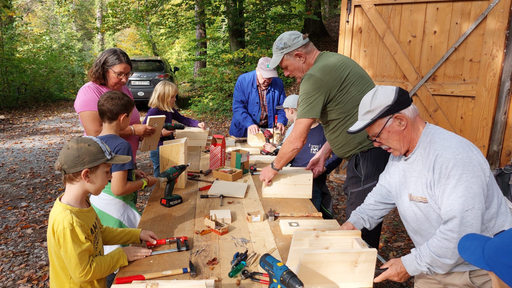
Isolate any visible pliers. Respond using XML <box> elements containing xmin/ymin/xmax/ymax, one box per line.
<box><xmin>240</xmin><ymin>269</ymin><xmax>270</xmax><ymax>285</ymax></box>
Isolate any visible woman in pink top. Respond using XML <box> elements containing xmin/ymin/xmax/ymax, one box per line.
<box><xmin>74</xmin><ymin>48</ymin><xmax>155</xmax><ymax>160</ymax></box>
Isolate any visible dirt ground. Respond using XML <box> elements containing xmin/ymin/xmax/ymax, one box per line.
<box><xmin>0</xmin><ymin>101</ymin><xmax>414</xmax><ymax>288</ymax></box>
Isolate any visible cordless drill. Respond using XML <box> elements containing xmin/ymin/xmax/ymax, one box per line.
<box><xmin>260</xmin><ymin>129</ymin><xmax>277</xmax><ymax>156</ymax></box>
<box><xmin>158</xmin><ymin>164</ymin><xmax>189</xmax><ymax>207</ymax></box>
<box><xmin>259</xmin><ymin>253</ymin><xmax>304</xmax><ymax>288</ymax></box>
<box><xmin>160</xmin><ymin>123</ymin><xmax>186</xmax><ymax>141</ymax></box>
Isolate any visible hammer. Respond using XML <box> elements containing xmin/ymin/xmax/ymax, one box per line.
<box><xmin>267</xmin><ymin>208</ymin><xmax>323</xmax><ymax>221</ymax></box>
<box><xmin>189</xmin><ymin>169</ymin><xmax>212</xmax><ymax>176</ymax></box>
<box><xmin>114</xmin><ymin>260</ymin><xmax>197</xmax><ymax>284</ymax></box>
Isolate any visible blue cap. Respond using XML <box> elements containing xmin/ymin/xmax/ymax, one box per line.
<box><xmin>457</xmin><ymin>228</ymin><xmax>512</xmax><ymax>286</ymax></box>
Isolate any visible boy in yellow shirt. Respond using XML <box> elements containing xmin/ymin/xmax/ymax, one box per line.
<box><xmin>47</xmin><ymin>136</ymin><xmax>158</xmax><ymax>287</ymax></box>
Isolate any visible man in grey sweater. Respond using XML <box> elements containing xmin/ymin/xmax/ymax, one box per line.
<box><xmin>342</xmin><ymin>85</ymin><xmax>512</xmax><ymax>287</ymax></box>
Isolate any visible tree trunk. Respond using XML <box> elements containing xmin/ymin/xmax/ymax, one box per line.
<box><xmin>96</xmin><ymin>0</ymin><xmax>104</xmax><ymax>52</ymax></box>
<box><xmin>302</xmin><ymin>0</ymin><xmax>329</xmax><ymax>39</ymax></box>
<box><xmin>226</xmin><ymin>0</ymin><xmax>245</xmax><ymax>52</ymax></box>
<box><xmin>144</xmin><ymin>0</ymin><xmax>159</xmax><ymax>56</ymax></box>
<box><xmin>194</xmin><ymin>0</ymin><xmax>206</xmax><ymax>77</ymax></box>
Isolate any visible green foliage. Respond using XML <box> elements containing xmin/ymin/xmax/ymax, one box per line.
<box><xmin>0</xmin><ymin>0</ymin><xmax>91</xmax><ymax>110</ymax></box>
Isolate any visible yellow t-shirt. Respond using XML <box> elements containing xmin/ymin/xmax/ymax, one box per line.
<box><xmin>47</xmin><ymin>195</ymin><xmax>141</xmax><ymax>288</ymax></box>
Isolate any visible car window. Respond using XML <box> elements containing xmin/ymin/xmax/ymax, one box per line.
<box><xmin>132</xmin><ymin>61</ymin><xmax>165</xmax><ymax>72</ymax></box>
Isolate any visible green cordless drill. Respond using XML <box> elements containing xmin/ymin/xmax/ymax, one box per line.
<box><xmin>160</xmin><ymin>123</ymin><xmax>186</xmax><ymax>142</ymax></box>
<box><xmin>158</xmin><ymin>164</ymin><xmax>189</xmax><ymax>207</ymax></box>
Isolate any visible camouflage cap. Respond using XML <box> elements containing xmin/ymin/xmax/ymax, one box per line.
<box><xmin>57</xmin><ymin>136</ymin><xmax>131</xmax><ymax>174</ymax></box>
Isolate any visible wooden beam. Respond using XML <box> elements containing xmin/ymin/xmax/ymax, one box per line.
<box><xmin>160</xmin><ymin>138</ymin><xmax>188</xmax><ymax>189</ymax></box>
<box><xmin>470</xmin><ymin>0</ymin><xmax>512</xmax><ymax>155</ymax></box>
<box><xmin>376</xmin><ymin>81</ymin><xmax>477</xmax><ymax>97</ymax></box>
<box><xmin>279</xmin><ymin>219</ymin><xmax>340</xmax><ymax>235</ymax></box>
<box><xmin>362</xmin><ymin>4</ymin><xmax>455</xmax><ymax>132</ymax></box>
<box><xmin>355</xmin><ymin>0</ymin><xmax>479</xmax><ymax>4</ymax></box>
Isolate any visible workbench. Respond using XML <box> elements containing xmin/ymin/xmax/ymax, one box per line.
<box><xmin>116</xmin><ymin>146</ymin><xmax>318</xmax><ymax>286</ymax></box>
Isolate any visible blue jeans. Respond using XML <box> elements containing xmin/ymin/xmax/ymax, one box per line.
<box><xmin>150</xmin><ymin>150</ymin><xmax>160</xmax><ymax>177</ymax></box>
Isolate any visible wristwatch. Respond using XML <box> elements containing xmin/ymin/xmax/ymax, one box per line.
<box><xmin>270</xmin><ymin>161</ymin><xmax>281</xmax><ymax>172</ymax></box>
<box><xmin>141</xmin><ymin>178</ymin><xmax>148</xmax><ymax>189</ymax></box>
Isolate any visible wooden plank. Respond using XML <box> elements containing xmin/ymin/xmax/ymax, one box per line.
<box><xmin>207</xmin><ymin>180</ymin><xmax>248</xmax><ymax>198</ymax></box>
<box><xmin>140</xmin><ymin>115</ymin><xmax>166</xmax><ymax>152</ymax></box>
<box><xmin>470</xmin><ymin>0</ymin><xmax>512</xmax><ymax>154</ymax></box>
<box><xmin>247</xmin><ymin>132</ymin><xmax>266</xmax><ymax>147</ymax></box>
<box><xmin>338</xmin><ymin>0</ymin><xmax>355</xmax><ymax>55</ymax></box>
<box><xmin>355</xmin><ymin>0</ymin><xmax>479</xmax><ymax>4</ymax></box>
<box><xmin>175</xmin><ymin>127</ymin><xmax>210</xmax><ymax>147</ymax></box>
<box><xmin>209</xmin><ymin>210</ymin><xmax>232</xmax><ymax>224</ymax></box>
<box><xmin>262</xmin><ymin>168</ymin><xmax>313</xmax><ymax>199</ymax></box>
<box><xmin>297</xmin><ymin>249</ymin><xmax>377</xmax><ymax>288</ymax></box>
<box><xmin>160</xmin><ymin>138</ymin><xmax>188</xmax><ymax>189</ymax></box>
<box><xmin>361</xmin><ymin>4</ymin><xmax>455</xmax><ymax>132</ymax></box>
<box><xmin>248</xmin><ymin>154</ymin><xmax>276</xmax><ymax>164</ymax></box>
<box><xmin>286</xmin><ymin>230</ymin><xmax>362</xmax><ymax>272</ymax></box>
<box><xmin>227</xmin><ymin>146</ymin><xmax>260</xmax><ymax>155</ymax></box>
<box><xmin>376</xmin><ymin>81</ymin><xmax>477</xmax><ymax>97</ymax></box>
<box><xmin>279</xmin><ymin>219</ymin><xmax>340</xmax><ymax>235</ymax></box>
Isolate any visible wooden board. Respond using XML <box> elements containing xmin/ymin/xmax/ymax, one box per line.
<box><xmin>286</xmin><ymin>230</ymin><xmax>363</xmax><ymax>272</ymax></box>
<box><xmin>279</xmin><ymin>219</ymin><xmax>340</xmax><ymax>235</ymax></box>
<box><xmin>297</xmin><ymin>249</ymin><xmax>377</xmax><ymax>288</ymax></box>
<box><xmin>247</xmin><ymin>132</ymin><xmax>266</xmax><ymax>147</ymax></box>
<box><xmin>140</xmin><ymin>115</ymin><xmax>166</xmax><ymax>152</ymax></box>
<box><xmin>227</xmin><ymin>146</ymin><xmax>261</xmax><ymax>155</ymax></box>
<box><xmin>175</xmin><ymin>127</ymin><xmax>210</xmax><ymax>147</ymax></box>
<box><xmin>207</xmin><ymin>180</ymin><xmax>248</xmax><ymax>198</ymax></box>
<box><xmin>262</xmin><ymin>167</ymin><xmax>313</xmax><ymax>198</ymax></box>
<box><xmin>248</xmin><ymin>155</ymin><xmax>276</xmax><ymax>164</ymax></box>
<box><xmin>159</xmin><ymin>138</ymin><xmax>188</xmax><ymax>189</ymax></box>
<box><xmin>209</xmin><ymin>210</ymin><xmax>232</xmax><ymax>224</ymax></box>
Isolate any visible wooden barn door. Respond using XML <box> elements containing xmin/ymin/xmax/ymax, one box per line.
<box><xmin>338</xmin><ymin>0</ymin><xmax>511</xmax><ymax>156</ymax></box>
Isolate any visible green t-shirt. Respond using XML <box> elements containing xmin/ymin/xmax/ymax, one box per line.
<box><xmin>297</xmin><ymin>52</ymin><xmax>375</xmax><ymax>159</ymax></box>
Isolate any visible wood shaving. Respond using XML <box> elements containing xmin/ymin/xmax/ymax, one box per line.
<box><xmin>206</xmin><ymin>257</ymin><xmax>218</xmax><ymax>266</ymax></box>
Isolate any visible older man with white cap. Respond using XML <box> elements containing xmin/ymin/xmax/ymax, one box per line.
<box><xmin>340</xmin><ymin>85</ymin><xmax>512</xmax><ymax>287</ymax></box>
<box><xmin>259</xmin><ymin>31</ymin><xmax>389</xmax><ymax>249</ymax></box>
<box><xmin>229</xmin><ymin>57</ymin><xmax>287</xmax><ymax>137</ymax></box>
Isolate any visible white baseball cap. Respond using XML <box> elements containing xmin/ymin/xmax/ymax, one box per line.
<box><xmin>269</xmin><ymin>31</ymin><xmax>310</xmax><ymax>69</ymax></box>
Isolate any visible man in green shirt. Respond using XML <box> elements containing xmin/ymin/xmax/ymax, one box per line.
<box><xmin>259</xmin><ymin>31</ymin><xmax>389</xmax><ymax>248</ymax></box>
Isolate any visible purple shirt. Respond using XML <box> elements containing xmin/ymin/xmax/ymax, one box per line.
<box><xmin>74</xmin><ymin>82</ymin><xmax>141</xmax><ymax>162</ymax></box>
<box><xmin>143</xmin><ymin>108</ymin><xmax>200</xmax><ymax>146</ymax></box>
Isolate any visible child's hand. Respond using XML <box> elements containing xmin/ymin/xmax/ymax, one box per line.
<box><xmin>161</xmin><ymin>128</ymin><xmax>173</xmax><ymax>137</ymax></box>
<box><xmin>134</xmin><ymin>170</ymin><xmax>147</xmax><ymax>180</ymax></box>
<box><xmin>122</xmin><ymin>246</ymin><xmax>152</xmax><ymax>261</ymax></box>
<box><xmin>197</xmin><ymin>122</ymin><xmax>206</xmax><ymax>130</ymax></box>
<box><xmin>146</xmin><ymin>176</ymin><xmax>157</xmax><ymax>187</ymax></box>
<box><xmin>140</xmin><ymin>229</ymin><xmax>158</xmax><ymax>245</ymax></box>
<box><xmin>263</xmin><ymin>143</ymin><xmax>277</xmax><ymax>152</ymax></box>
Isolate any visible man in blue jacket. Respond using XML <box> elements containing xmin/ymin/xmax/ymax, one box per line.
<box><xmin>229</xmin><ymin>57</ymin><xmax>287</xmax><ymax>137</ymax></box>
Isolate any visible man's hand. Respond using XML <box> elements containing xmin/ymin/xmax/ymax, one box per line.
<box><xmin>140</xmin><ymin>229</ymin><xmax>158</xmax><ymax>245</ymax></box>
<box><xmin>374</xmin><ymin>258</ymin><xmax>411</xmax><ymax>283</ymax></box>
<box><xmin>198</xmin><ymin>122</ymin><xmax>206</xmax><ymax>130</ymax></box>
<box><xmin>248</xmin><ymin>124</ymin><xmax>259</xmax><ymax>135</ymax></box>
<box><xmin>259</xmin><ymin>165</ymin><xmax>279</xmax><ymax>186</ymax></box>
<box><xmin>339</xmin><ymin>221</ymin><xmax>357</xmax><ymax>230</ymax></box>
<box><xmin>276</xmin><ymin>123</ymin><xmax>285</xmax><ymax>134</ymax></box>
<box><xmin>306</xmin><ymin>155</ymin><xmax>327</xmax><ymax>178</ymax></box>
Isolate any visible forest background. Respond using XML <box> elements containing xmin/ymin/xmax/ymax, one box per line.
<box><xmin>0</xmin><ymin>0</ymin><xmax>340</xmax><ymax>113</ymax></box>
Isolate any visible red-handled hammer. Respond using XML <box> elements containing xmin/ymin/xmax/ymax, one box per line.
<box><xmin>114</xmin><ymin>260</ymin><xmax>196</xmax><ymax>284</ymax></box>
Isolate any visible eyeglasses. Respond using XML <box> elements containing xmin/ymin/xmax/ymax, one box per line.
<box><xmin>109</xmin><ymin>68</ymin><xmax>134</xmax><ymax>79</ymax></box>
<box><xmin>367</xmin><ymin>115</ymin><xmax>394</xmax><ymax>143</ymax></box>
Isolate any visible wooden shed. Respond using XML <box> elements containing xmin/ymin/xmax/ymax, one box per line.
<box><xmin>338</xmin><ymin>0</ymin><xmax>512</xmax><ymax>167</ymax></box>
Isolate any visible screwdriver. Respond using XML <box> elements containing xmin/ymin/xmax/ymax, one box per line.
<box><xmin>184</xmin><ymin>184</ymin><xmax>212</xmax><ymax>195</ymax></box>
<box><xmin>228</xmin><ymin>261</ymin><xmax>246</xmax><ymax>278</ymax></box>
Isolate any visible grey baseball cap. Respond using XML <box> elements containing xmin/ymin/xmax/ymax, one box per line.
<box><xmin>57</xmin><ymin>136</ymin><xmax>131</xmax><ymax>174</ymax></box>
<box><xmin>347</xmin><ymin>86</ymin><xmax>412</xmax><ymax>134</ymax></box>
<box><xmin>257</xmin><ymin>57</ymin><xmax>278</xmax><ymax>78</ymax></box>
<box><xmin>269</xmin><ymin>31</ymin><xmax>310</xmax><ymax>69</ymax></box>
<box><xmin>276</xmin><ymin>94</ymin><xmax>299</xmax><ymax>110</ymax></box>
